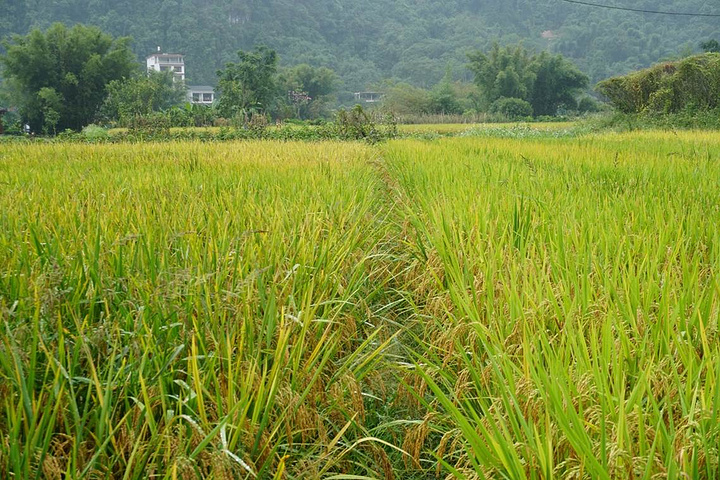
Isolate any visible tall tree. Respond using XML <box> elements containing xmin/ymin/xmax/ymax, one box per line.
<box><xmin>0</xmin><ymin>23</ymin><xmax>136</xmax><ymax>132</ymax></box>
<box><xmin>467</xmin><ymin>44</ymin><xmax>536</xmax><ymax>107</ymax></box>
<box><xmin>530</xmin><ymin>51</ymin><xmax>589</xmax><ymax>116</ymax></box>
<box><xmin>428</xmin><ymin>68</ymin><xmax>463</xmax><ymax>114</ymax></box>
<box><xmin>280</xmin><ymin>64</ymin><xmax>338</xmax><ymax>119</ymax></box>
<box><xmin>216</xmin><ymin>45</ymin><xmax>278</xmax><ymax>118</ymax></box>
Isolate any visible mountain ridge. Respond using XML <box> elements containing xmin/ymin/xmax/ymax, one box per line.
<box><xmin>1</xmin><ymin>0</ymin><xmax>718</xmax><ymax>97</ymax></box>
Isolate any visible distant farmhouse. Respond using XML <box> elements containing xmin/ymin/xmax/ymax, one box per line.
<box><xmin>188</xmin><ymin>86</ymin><xmax>216</xmax><ymax>105</ymax></box>
<box><xmin>354</xmin><ymin>92</ymin><xmax>383</xmax><ymax>104</ymax></box>
<box><xmin>146</xmin><ymin>49</ymin><xmax>185</xmax><ymax>82</ymax></box>
<box><xmin>146</xmin><ymin>48</ymin><xmax>215</xmax><ymax>105</ymax></box>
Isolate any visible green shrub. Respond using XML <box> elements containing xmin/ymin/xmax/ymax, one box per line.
<box><xmin>490</xmin><ymin>97</ymin><xmax>534</xmax><ymax>119</ymax></box>
<box><xmin>81</xmin><ymin>124</ymin><xmax>110</xmax><ymax>141</ymax></box>
<box><xmin>334</xmin><ymin>105</ymin><xmax>397</xmax><ymax>143</ymax></box>
<box><xmin>577</xmin><ymin>96</ymin><xmax>602</xmax><ymax>114</ymax></box>
<box><xmin>597</xmin><ymin>53</ymin><xmax>720</xmax><ymax>114</ymax></box>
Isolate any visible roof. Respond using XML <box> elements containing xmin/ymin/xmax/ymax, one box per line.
<box><xmin>146</xmin><ymin>53</ymin><xmax>184</xmax><ymax>59</ymax></box>
<box><xmin>188</xmin><ymin>86</ymin><xmax>215</xmax><ymax>93</ymax></box>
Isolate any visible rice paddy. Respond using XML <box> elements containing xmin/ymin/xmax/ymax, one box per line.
<box><xmin>1</xmin><ymin>130</ymin><xmax>720</xmax><ymax>479</ymax></box>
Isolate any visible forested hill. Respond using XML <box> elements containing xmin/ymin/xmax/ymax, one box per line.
<box><xmin>1</xmin><ymin>0</ymin><xmax>718</xmax><ymax>97</ymax></box>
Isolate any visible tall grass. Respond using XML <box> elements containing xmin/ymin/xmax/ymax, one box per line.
<box><xmin>2</xmin><ymin>131</ymin><xmax>720</xmax><ymax>478</ymax></box>
<box><xmin>385</xmin><ymin>131</ymin><xmax>720</xmax><ymax>479</ymax></box>
<box><xmin>0</xmin><ymin>141</ymin><xmax>400</xmax><ymax>478</ymax></box>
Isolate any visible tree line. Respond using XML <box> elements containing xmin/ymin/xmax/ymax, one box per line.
<box><xmin>3</xmin><ymin>21</ymin><xmax>717</xmax><ymax>134</ymax></box>
<box><xmin>0</xmin><ymin>24</ymin><xmax>341</xmax><ymax>133</ymax></box>
<box><xmin>0</xmin><ymin>23</ymin><xmax>599</xmax><ymax>133</ymax></box>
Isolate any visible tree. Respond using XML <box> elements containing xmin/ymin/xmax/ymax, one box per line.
<box><xmin>468</xmin><ymin>43</ymin><xmax>588</xmax><ymax>117</ymax></box>
<box><xmin>280</xmin><ymin>64</ymin><xmax>338</xmax><ymax>119</ymax></box>
<box><xmin>378</xmin><ymin>81</ymin><xmax>432</xmax><ymax>115</ymax></box>
<box><xmin>0</xmin><ymin>23</ymin><xmax>136</xmax><ymax>132</ymax></box>
<box><xmin>427</xmin><ymin>68</ymin><xmax>463</xmax><ymax>115</ymax></box>
<box><xmin>530</xmin><ymin>51</ymin><xmax>589</xmax><ymax>116</ymax></box>
<box><xmin>216</xmin><ymin>45</ymin><xmax>278</xmax><ymax>118</ymax></box>
<box><xmin>467</xmin><ymin>44</ymin><xmax>536</xmax><ymax>108</ymax></box>
<box><xmin>100</xmin><ymin>71</ymin><xmax>186</xmax><ymax>125</ymax></box>
<box><xmin>701</xmin><ymin>39</ymin><xmax>720</xmax><ymax>53</ymax></box>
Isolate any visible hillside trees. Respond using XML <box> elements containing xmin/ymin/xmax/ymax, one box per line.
<box><xmin>468</xmin><ymin>43</ymin><xmax>589</xmax><ymax>117</ymax></box>
<box><xmin>0</xmin><ymin>23</ymin><xmax>136</xmax><ymax>132</ymax></box>
<box><xmin>2</xmin><ymin>0</ymin><xmax>718</xmax><ymax>93</ymax></box>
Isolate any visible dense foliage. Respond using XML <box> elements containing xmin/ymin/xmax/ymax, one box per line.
<box><xmin>0</xmin><ymin>23</ymin><xmax>136</xmax><ymax>132</ymax></box>
<box><xmin>597</xmin><ymin>53</ymin><xmax>720</xmax><ymax>114</ymax></box>
<box><xmin>0</xmin><ymin>0</ymin><xmax>718</xmax><ymax>98</ymax></box>
<box><xmin>100</xmin><ymin>71</ymin><xmax>186</xmax><ymax>124</ymax></box>
<box><xmin>216</xmin><ymin>45</ymin><xmax>278</xmax><ymax>118</ymax></box>
<box><xmin>279</xmin><ymin>64</ymin><xmax>338</xmax><ymax>119</ymax></box>
<box><xmin>468</xmin><ymin>43</ymin><xmax>589</xmax><ymax>117</ymax></box>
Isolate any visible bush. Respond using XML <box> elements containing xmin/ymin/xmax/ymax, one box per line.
<box><xmin>490</xmin><ymin>97</ymin><xmax>534</xmax><ymax>119</ymax></box>
<box><xmin>127</xmin><ymin>112</ymin><xmax>171</xmax><ymax>136</ymax></box>
<box><xmin>81</xmin><ymin>124</ymin><xmax>110</xmax><ymax>141</ymax></box>
<box><xmin>577</xmin><ymin>96</ymin><xmax>602</xmax><ymax>114</ymax></box>
<box><xmin>335</xmin><ymin>105</ymin><xmax>397</xmax><ymax>143</ymax></box>
<box><xmin>0</xmin><ymin>110</ymin><xmax>23</xmax><ymax>135</ymax></box>
<box><xmin>597</xmin><ymin>53</ymin><xmax>720</xmax><ymax>114</ymax></box>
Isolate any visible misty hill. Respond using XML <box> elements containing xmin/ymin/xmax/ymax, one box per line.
<box><xmin>1</xmin><ymin>0</ymin><xmax>718</xmax><ymax>100</ymax></box>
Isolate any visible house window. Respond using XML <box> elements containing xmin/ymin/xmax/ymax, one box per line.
<box><xmin>160</xmin><ymin>66</ymin><xmax>170</xmax><ymax>72</ymax></box>
<box><xmin>203</xmin><ymin>93</ymin><xmax>213</xmax><ymax>102</ymax></box>
<box><xmin>192</xmin><ymin>93</ymin><xmax>201</xmax><ymax>102</ymax></box>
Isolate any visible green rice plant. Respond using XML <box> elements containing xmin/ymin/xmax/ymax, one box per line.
<box><xmin>0</xmin><ymin>141</ymin><xmax>401</xmax><ymax>478</ymax></box>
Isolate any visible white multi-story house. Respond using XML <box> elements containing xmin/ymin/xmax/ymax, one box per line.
<box><xmin>146</xmin><ymin>48</ymin><xmax>215</xmax><ymax>105</ymax></box>
<box><xmin>146</xmin><ymin>49</ymin><xmax>185</xmax><ymax>82</ymax></box>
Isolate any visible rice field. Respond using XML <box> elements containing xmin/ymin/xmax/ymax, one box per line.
<box><xmin>1</xmin><ymin>130</ymin><xmax>720</xmax><ymax>479</ymax></box>
<box><xmin>398</xmin><ymin>122</ymin><xmax>574</xmax><ymax>135</ymax></box>
<box><xmin>105</xmin><ymin>122</ymin><xmax>574</xmax><ymax>138</ymax></box>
